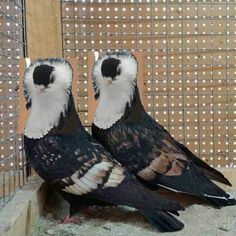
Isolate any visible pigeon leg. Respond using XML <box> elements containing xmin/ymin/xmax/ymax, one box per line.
<box><xmin>60</xmin><ymin>215</ymin><xmax>82</xmax><ymax>224</ymax></box>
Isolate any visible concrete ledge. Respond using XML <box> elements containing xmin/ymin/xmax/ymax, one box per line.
<box><xmin>0</xmin><ymin>176</ymin><xmax>46</xmax><ymax>236</ymax></box>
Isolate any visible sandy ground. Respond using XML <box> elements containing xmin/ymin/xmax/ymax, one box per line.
<box><xmin>32</xmin><ymin>189</ymin><xmax>236</xmax><ymax>236</ymax></box>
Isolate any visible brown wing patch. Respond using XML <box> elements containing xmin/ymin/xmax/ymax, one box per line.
<box><xmin>137</xmin><ymin>153</ymin><xmax>171</xmax><ymax>180</ymax></box>
<box><xmin>137</xmin><ymin>167</ymin><xmax>156</xmax><ymax>180</ymax></box>
<box><xmin>138</xmin><ymin>151</ymin><xmax>186</xmax><ymax>180</ymax></box>
<box><xmin>164</xmin><ymin>160</ymin><xmax>185</xmax><ymax>176</ymax></box>
<box><xmin>150</xmin><ymin>153</ymin><xmax>172</xmax><ymax>173</ymax></box>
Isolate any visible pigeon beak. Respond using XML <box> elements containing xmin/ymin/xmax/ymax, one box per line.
<box><xmin>103</xmin><ymin>77</ymin><xmax>113</xmax><ymax>86</ymax></box>
<box><xmin>36</xmin><ymin>85</ymin><xmax>46</xmax><ymax>94</ymax></box>
<box><xmin>39</xmin><ymin>88</ymin><xmax>46</xmax><ymax>93</ymax></box>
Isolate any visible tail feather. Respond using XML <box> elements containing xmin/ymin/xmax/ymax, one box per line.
<box><xmin>205</xmin><ymin>193</ymin><xmax>236</xmax><ymax>208</ymax></box>
<box><xmin>121</xmin><ymin>180</ymin><xmax>185</xmax><ymax>232</ymax></box>
<box><xmin>168</xmin><ymin>210</ymin><xmax>180</xmax><ymax>216</ymax></box>
<box><xmin>126</xmin><ymin>180</ymin><xmax>185</xmax><ymax>212</ymax></box>
<box><xmin>153</xmin><ymin>163</ymin><xmax>236</xmax><ymax>208</ymax></box>
<box><xmin>177</xmin><ymin>143</ymin><xmax>232</xmax><ymax>186</ymax></box>
<box><xmin>94</xmin><ymin>177</ymin><xmax>185</xmax><ymax>232</ymax></box>
<box><xmin>140</xmin><ymin>209</ymin><xmax>184</xmax><ymax>232</ymax></box>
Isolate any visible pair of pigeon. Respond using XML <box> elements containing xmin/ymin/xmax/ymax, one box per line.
<box><xmin>23</xmin><ymin>52</ymin><xmax>235</xmax><ymax>232</ymax></box>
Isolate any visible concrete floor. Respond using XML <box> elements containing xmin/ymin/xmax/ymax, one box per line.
<box><xmin>32</xmin><ymin>189</ymin><xmax>236</xmax><ymax>236</ymax></box>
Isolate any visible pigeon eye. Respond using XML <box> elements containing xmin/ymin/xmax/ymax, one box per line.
<box><xmin>117</xmin><ymin>68</ymin><xmax>121</xmax><ymax>76</ymax></box>
<box><xmin>50</xmin><ymin>75</ymin><xmax>55</xmax><ymax>83</ymax></box>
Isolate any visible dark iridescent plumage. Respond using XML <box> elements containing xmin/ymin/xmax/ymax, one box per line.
<box><xmin>23</xmin><ymin>59</ymin><xmax>184</xmax><ymax>232</ymax></box>
<box><xmin>92</xmin><ymin>54</ymin><xmax>236</xmax><ymax>207</ymax></box>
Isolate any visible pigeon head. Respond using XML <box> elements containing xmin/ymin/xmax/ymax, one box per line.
<box><xmin>24</xmin><ymin>58</ymin><xmax>73</xmax><ymax>139</ymax></box>
<box><xmin>92</xmin><ymin>51</ymin><xmax>138</xmax><ymax>99</ymax></box>
<box><xmin>92</xmin><ymin>51</ymin><xmax>138</xmax><ymax>129</ymax></box>
<box><xmin>24</xmin><ymin>58</ymin><xmax>72</xmax><ymax>102</ymax></box>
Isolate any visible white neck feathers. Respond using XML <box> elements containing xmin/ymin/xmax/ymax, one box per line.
<box><xmin>24</xmin><ymin>90</ymin><xmax>69</xmax><ymax>139</ymax></box>
<box><xmin>24</xmin><ymin>59</ymin><xmax>72</xmax><ymax>139</ymax></box>
<box><xmin>94</xmin><ymin>80</ymin><xmax>134</xmax><ymax>129</ymax></box>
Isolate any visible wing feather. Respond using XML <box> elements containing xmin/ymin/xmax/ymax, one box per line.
<box><xmin>61</xmin><ymin>160</ymin><xmax>126</xmax><ymax>196</ymax></box>
<box><xmin>33</xmin><ymin>134</ymin><xmax>127</xmax><ymax>196</ymax></box>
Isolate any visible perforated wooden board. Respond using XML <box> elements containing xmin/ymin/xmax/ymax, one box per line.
<box><xmin>61</xmin><ymin>0</ymin><xmax>236</xmax><ymax>168</ymax></box>
<box><xmin>0</xmin><ymin>4</ymin><xmax>25</xmax><ymax>163</ymax></box>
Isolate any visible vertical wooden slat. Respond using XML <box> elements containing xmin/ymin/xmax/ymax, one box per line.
<box><xmin>70</xmin><ymin>59</ymin><xmax>79</xmax><ymax>110</ymax></box>
<box><xmin>134</xmin><ymin>51</ymin><xmax>145</xmax><ymax>103</ymax></box>
<box><xmin>87</xmin><ymin>52</ymin><xmax>98</xmax><ymax>125</ymax></box>
<box><xmin>87</xmin><ymin>51</ymin><xmax>145</xmax><ymax>125</ymax></box>
<box><xmin>18</xmin><ymin>59</ymin><xmax>29</xmax><ymax>134</ymax></box>
<box><xmin>25</xmin><ymin>0</ymin><xmax>62</xmax><ymax>58</ymax></box>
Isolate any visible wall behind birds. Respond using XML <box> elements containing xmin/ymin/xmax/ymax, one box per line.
<box><xmin>0</xmin><ymin>0</ymin><xmax>27</xmax><ymax>209</ymax></box>
<box><xmin>60</xmin><ymin>0</ymin><xmax>236</xmax><ymax>169</ymax></box>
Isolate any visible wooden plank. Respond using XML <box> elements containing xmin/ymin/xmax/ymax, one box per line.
<box><xmin>135</xmin><ymin>51</ymin><xmax>145</xmax><ymax>102</ymax></box>
<box><xmin>87</xmin><ymin>52</ymin><xmax>99</xmax><ymax>126</ymax></box>
<box><xmin>25</xmin><ymin>0</ymin><xmax>62</xmax><ymax>57</ymax></box>
<box><xmin>18</xmin><ymin>59</ymin><xmax>29</xmax><ymax>135</ymax></box>
<box><xmin>18</xmin><ymin>58</ymin><xmax>78</xmax><ymax>134</ymax></box>
<box><xmin>87</xmin><ymin>51</ymin><xmax>145</xmax><ymax>125</ymax></box>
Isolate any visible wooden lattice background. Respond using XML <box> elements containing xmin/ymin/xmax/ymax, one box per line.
<box><xmin>0</xmin><ymin>0</ymin><xmax>26</xmax><ymax>207</ymax></box>
<box><xmin>61</xmin><ymin>0</ymin><xmax>236</xmax><ymax>168</ymax></box>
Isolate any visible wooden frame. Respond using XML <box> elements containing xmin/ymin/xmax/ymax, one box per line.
<box><xmin>25</xmin><ymin>0</ymin><xmax>62</xmax><ymax>58</ymax></box>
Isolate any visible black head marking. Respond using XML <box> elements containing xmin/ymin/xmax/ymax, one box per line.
<box><xmin>33</xmin><ymin>64</ymin><xmax>55</xmax><ymax>87</ymax></box>
<box><xmin>92</xmin><ymin>80</ymin><xmax>100</xmax><ymax>100</ymax></box>
<box><xmin>26</xmin><ymin>100</ymin><xmax>32</xmax><ymax>110</ymax></box>
<box><xmin>101</xmin><ymin>58</ymin><xmax>121</xmax><ymax>79</ymax></box>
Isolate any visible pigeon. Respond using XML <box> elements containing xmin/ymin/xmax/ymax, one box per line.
<box><xmin>91</xmin><ymin>51</ymin><xmax>236</xmax><ymax>207</ymax></box>
<box><xmin>23</xmin><ymin>58</ymin><xmax>184</xmax><ymax>232</ymax></box>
